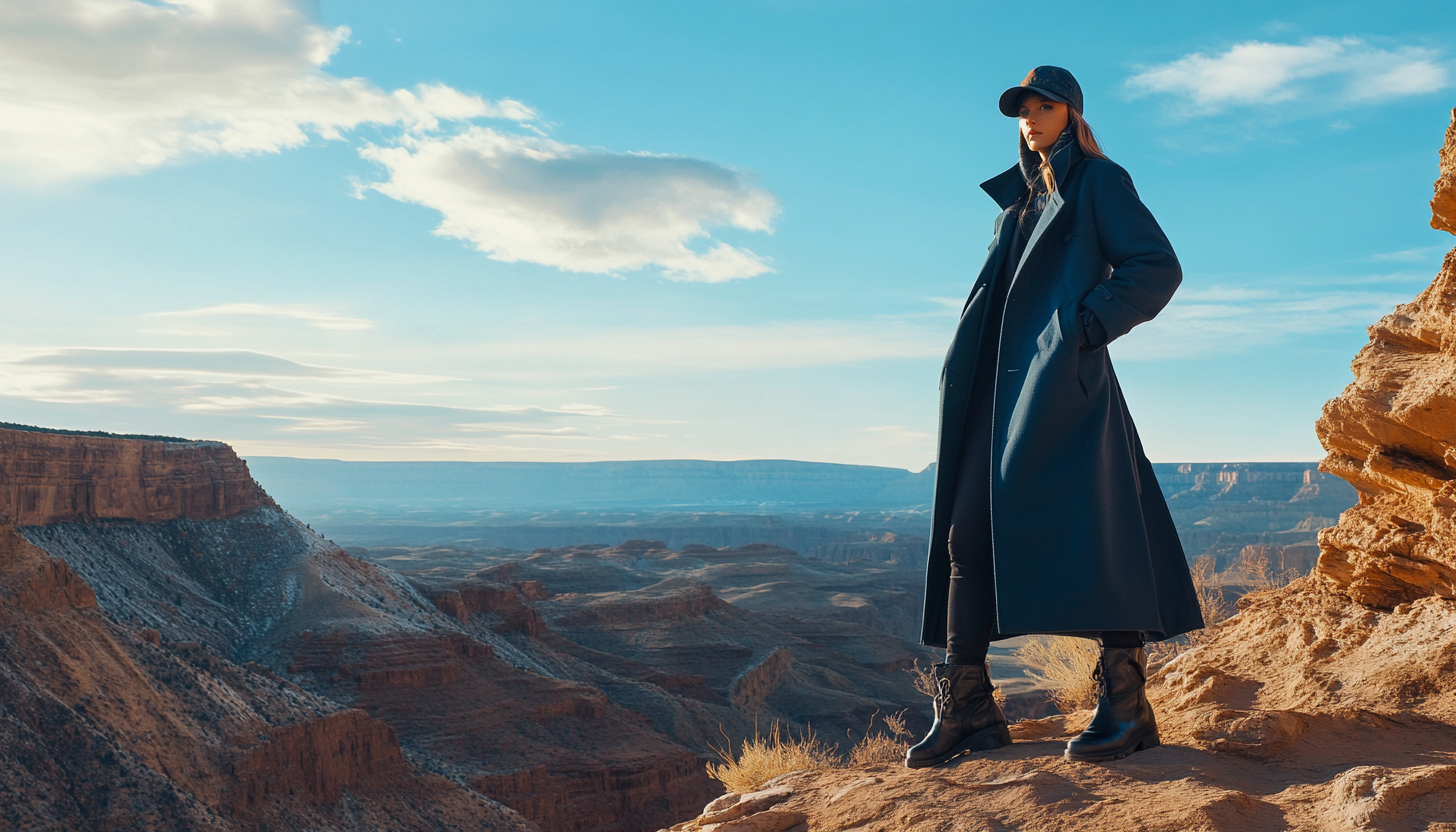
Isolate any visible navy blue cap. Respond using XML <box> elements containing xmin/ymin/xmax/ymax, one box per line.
<box><xmin>999</xmin><ymin>66</ymin><xmax>1084</xmax><ymax>117</ymax></box>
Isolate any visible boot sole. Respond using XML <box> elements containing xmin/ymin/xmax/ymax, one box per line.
<box><xmin>1064</xmin><ymin>727</ymin><xmax>1161</xmax><ymax>763</ymax></box>
<box><xmin>904</xmin><ymin>723</ymin><xmax>1013</xmax><ymax>769</ymax></box>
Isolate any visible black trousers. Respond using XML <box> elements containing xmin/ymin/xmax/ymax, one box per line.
<box><xmin>945</xmin><ymin>395</ymin><xmax>1142</xmax><ymax>664</ymax></box>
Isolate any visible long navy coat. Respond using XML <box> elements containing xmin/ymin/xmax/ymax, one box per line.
<box><xmin>920</xmin><ymin>141</ymin><xmax>1204</xmax><ymax>648</ymax></box>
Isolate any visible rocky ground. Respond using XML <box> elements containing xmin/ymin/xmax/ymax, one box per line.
<box><xmin>660</xmin><ymin>107</ymin><xmax>1456</xmax><ymax>832</ymax></box>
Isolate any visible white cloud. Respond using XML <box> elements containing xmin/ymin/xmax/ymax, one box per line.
<box><xmin>863</xmin><ymin>425</ymin><xmax>933</xmax><ymax>446</ymax></box>
<box><xmin>1366</xmin><ymin>246</ymin><xmax>1448</xmax><ymax>263</ymax></box>
<box><xmin>257</xmin><ymin>415</ymin><xmax>368</xmax><ymax>432</ymax></box>
<box><xmin>0</xmin><ymin>347</ymin><xmax>452</xmax><ymax>404</ymax></box>
<box><xmin>462</xmin><ymin>320</ymin><xmax>944</xmax><ymax>375</ymax></box>
<box><xmin>0</xmin><ymin>345</ymin><xmax>620</xmax><ymax>452</ymax></box>
<box><xmin>0</xmin><ymin>0</ymin><xmax>530</xmax><ymax>180</ymax></box>
<box><xmin>356</xmin><ymin>128</ymin><xmax>779</xmax><ymax>282</ymax></box>
<box><xmin>151</xmin><ymin>303</ymin><xmax>374</xmax><ymax>331</ymax></box>
<box><xmin>1127</xmin><ymin>37</ymin><xmax>1450</xmax><ymax>114</ymax></box>
<box><xmin>1114</xmin><ymin>282</ymin><xmax>1412</xmax><ymax>359</ymax></box>
<box><xmin>0</xmin><ymin>0</ymin><xmax>779</xmax><ymax>282</ymax></box>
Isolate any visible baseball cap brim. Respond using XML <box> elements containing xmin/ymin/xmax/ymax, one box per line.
<box><xmin>998</xmin><ymin>85</ymin><xmax>1070</xmax><ymax>117</ymax></box>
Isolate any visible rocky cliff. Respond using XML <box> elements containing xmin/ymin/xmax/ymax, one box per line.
<box><xmin>0</xmin><ymin>425</ymin><xmax>266</xmax><ymax>524</ymax></box>
<box><xmin>660</xmin><ymin>110</ymin><xmax>1456</xmax><ymax>832</ymax></box>
<box><xmin>0</xmin><ymin>491</ymin><xmax>528</xmax><ymax>830</ymax></box>
<box><xmin>0</xmin><ymin>425</ymin><xmax>727</xmax><ymax>831</ymax></box>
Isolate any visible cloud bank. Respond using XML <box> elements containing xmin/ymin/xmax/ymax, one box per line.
<box><xmin>358</xmin><ymin>129</ymin><xmax>779</xmax><ymax>282</ymax></box>
<box><xmin>1127</xmin><ymin>37</ymin><xmax>1450</xmax><ymax>115</ymax></box>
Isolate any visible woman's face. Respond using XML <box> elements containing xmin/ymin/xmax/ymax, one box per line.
<box><xmin>1018</xmin><ymin>94</ymin><xmax>1069</xmax><ymax>154</ymax></box>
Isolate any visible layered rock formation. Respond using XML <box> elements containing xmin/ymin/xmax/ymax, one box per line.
<box><xmin>1314</xmin><ymin>122</ymin><xmax>1456</xmax><ymax>605</ymax></box>
<box><xmin>661</xmin><ymin>110</ymin><xmax>1456</xmax><ymax>832</ymax></box>
<box><xmin>0</xmin><ymin>425</ymin><xmax>265</xmax><ymax>524</ymax></box>
<box><xmin>0</xmin><ymin>481</ymin><xmax>527</xmax><ymax>830</ymax></box>
<box><xmin>0</xmin><ymin>426</ymin><xmax>727</xmax><ymax>831</ymax></box>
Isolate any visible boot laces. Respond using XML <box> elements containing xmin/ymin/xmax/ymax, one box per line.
<box><xmin>1093</xmin><ymin>655</ymin><xmax>1109</xmax><ymax>699</ymax></box>
<box><xmin>935</xmin><ymin>675</ymin><xmax>954</xmax><ymax>709</ymax></box>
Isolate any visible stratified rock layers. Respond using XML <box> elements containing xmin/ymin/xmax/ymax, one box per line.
<box><xmin>0</xmin><ymin>427</ymin><xmax>722</xmax><ymax>831</ymax></box>
<box><xmin>0</xmin><ymin>427</ymin><xmax>266</xmax><ymax>525</ymax></box>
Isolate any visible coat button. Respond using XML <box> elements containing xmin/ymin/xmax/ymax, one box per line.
<box><xmin>1097</xmin><ymin>285</ymin><xmax>1114</xmax><ymax>300</ymax></box>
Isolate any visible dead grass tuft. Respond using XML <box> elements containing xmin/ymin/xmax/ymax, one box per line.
<box><xmin>1237</xmin><ymin>546</ymin><xmax>1301</xmax><ymax>595</ymax></box>
<box><xmin>908</xmin><ymin>658</ymin><xmax>1006</xmax><ymax>709</ymax></box>
<box><xmin>847</xmin><ymin>710</ymin><xmax>913</xmax><ymax>766</ymax></box>
<box><xmin>1191</xmin><ymin>555</ymin><xmax>1229</xmax><ymax>634</ymax></box>
<box><xmin>1014</xmin><ymin>636</ymin><xmax>1100</xmax><ymax>713</ymax></box>
<box><xmin>706</xmin><ymin>721</ymin><xmax>837</xmax><ymax>794</ymax></box>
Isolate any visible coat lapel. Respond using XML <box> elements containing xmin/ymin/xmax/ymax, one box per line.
<box><xmin>1009</xmin><ymin>139</ymin><xmax>1082</xmax><ymax>291</ymax></box>
<box><xmin>1011</xmin><ymin>189</ymin><xmax>1064</xmax><ymax>286</ymax></box>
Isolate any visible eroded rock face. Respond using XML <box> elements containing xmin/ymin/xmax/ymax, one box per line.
<box><xmin>0</xmin><ymin>426</ymin><xmax>267</xmax><ymax>525</ymax></box>
<box><xmin>1314</xmin><ymin>109</ymin><xmax>1456</xmax><ymax>608</ymax></box>
<box><xmin>0</xmin><ymin>516</ymin><xmax>531</xmax><ymax>831</ymax></box>
<box><xmin>0</xmin><ymin>426</ymin><xmax>722</xmax><ymax>832</ymax></box>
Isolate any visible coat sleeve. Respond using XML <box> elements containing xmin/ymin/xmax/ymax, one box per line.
<box><xmin>1078</xmin><ymin>163</ymin><xmax>1181</xmax><ymax>346</ymax></box>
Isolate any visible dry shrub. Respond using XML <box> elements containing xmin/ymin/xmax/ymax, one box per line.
<box><xmin>908</xmin><ymin>658</ymin><xmax>1006</xmax><ymax>709</ymax></box>
<box><xmin>910</xmin><ymin>658</ymin><xmax>938</xmax><ymax>698</ymax></box>
<box><xmin>1191</xmin><ymin>554</ymin><xmax>1229</xmax><ymax>631</ymax></box>
<box><xmin>1237</xmin><ymin>546</ymin><xmax>1300</xmax><ymax>595</ymax></box>
<box><xmin>847</xmin><ymin>710</ymin><xmax>913</xmax><ymax>766</ymax></box>
<box><xmin>706</xmin><ymin>721</ymin><xmax>837</xmax><ymax>794</ymax></box>
<box><xmin>1014</xmin><ymin>636</ymin><xmax>1100</xmax><ymax>713</ymax></box>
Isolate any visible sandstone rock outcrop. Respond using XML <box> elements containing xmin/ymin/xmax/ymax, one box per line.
<box><xmin>1315</xmin><ymin>110</ymin><xmax>1456</xmax><ymax>609</ymax></box>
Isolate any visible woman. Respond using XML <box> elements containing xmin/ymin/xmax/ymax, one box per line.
<box><xmin>906</xmin><ymin>66</ymin><xmax>1204</xmax><ymax>768</ymax></box>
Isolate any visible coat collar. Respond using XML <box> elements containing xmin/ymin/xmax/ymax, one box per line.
<box><xmin>978</xmin><ymin>131</ymin><xmax>1085</xmax><ymax>211</ymax></box>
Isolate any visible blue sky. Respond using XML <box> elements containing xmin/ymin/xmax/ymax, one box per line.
<box><xmin>0</xmin><ymin>0</ymin><xmax>1453</xmax><ymax>469</ymax></box>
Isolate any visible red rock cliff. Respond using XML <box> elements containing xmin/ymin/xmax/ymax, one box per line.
<box><xmin>0</xmin><ymin>426</ymin><xmax>267</xmax><ymax>525</ymax></box>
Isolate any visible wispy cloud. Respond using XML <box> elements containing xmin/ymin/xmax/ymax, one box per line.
<box><xmin>0</xmin><ymin>347</ymin><xmax>453</xmax><ymax>406</ymax></box>
<box><xmin>464</xmin><ymin>320</ymin><xmax>945</xmax><ymax>376</ymax></box>
<box><xmin>1127</xmin><ymin>37</ymin><xmax>1450</xmax><ymax>115</ymax></box>
<box><xmin>1115</xmin><ymin>281</ymin><xmax>1412</xmax><ymax>359</ymax></box>
<box><xmin>355</xmin><ymin>128</ymin><xmax>779</xmax><ymax>282</ymax></box>
<box><xmin>0</xmin><ymin>345</ymin><xmax>623</xmax><ymax>454</ymax></box>
<box><xmin>151</xmin><ymin>304</ymin><xmax>375</xmax><ymax>331</ymax></box>
<box><xmin>1366</xmin><ymin>246</ymin><xmax>1450</xmax><ymax>263</ymax></box>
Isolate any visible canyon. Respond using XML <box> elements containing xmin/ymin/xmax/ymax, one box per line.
<box><xmin>0</xmin><ymin>432</ymin><xmax>1355</xmax><ymax>830</ymax></box>
<box><xmin>0</xmin><ymin>424</ymin><xmax>941</xmax><ymax>831</ymax></box>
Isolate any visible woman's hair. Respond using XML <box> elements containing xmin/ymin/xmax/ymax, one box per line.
<box><xmin>1020</xmin><ymin>107</ymin><xmax>1109</xmax><ymax>195</ymax></box>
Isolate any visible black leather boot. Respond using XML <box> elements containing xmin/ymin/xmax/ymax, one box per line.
<box><xmin>1065</xmin><ymin>646</ymin><xmax>1160</xmax><ymax>762</ymax></box>
<box><xmin>904</xmin><ymin>663</ymin><xmax>1011</xmax><ymax>769</ymax></box>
